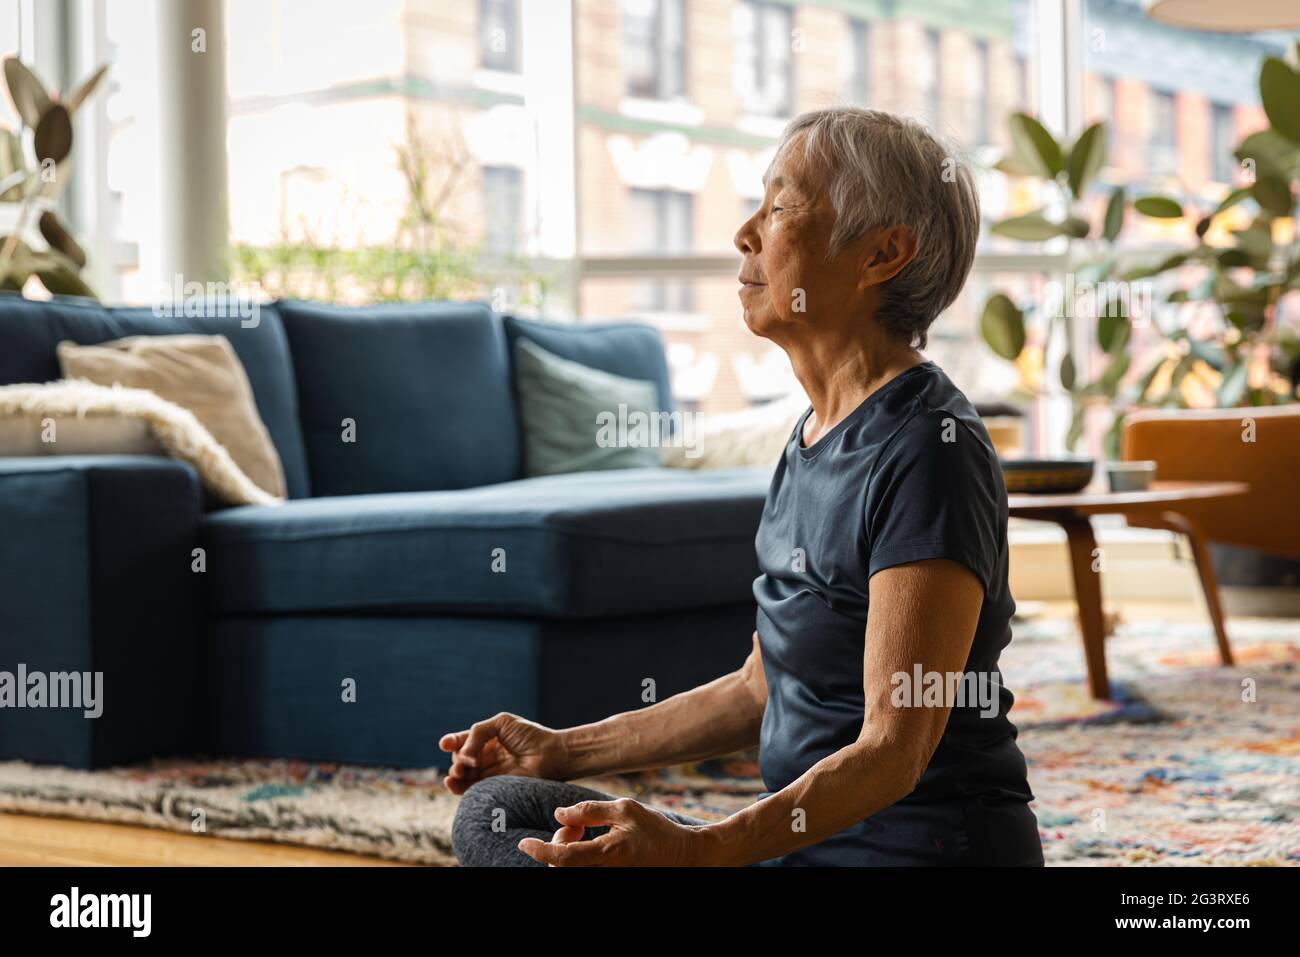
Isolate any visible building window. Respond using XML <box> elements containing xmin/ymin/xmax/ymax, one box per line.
<box><xmin>482</xmin><ymin>166</ymin><xmax>524</xmax><ymax>255</ymax></box>
<box><xmin>845</xmin><ymin>19</ymin><xmax>869</xmax><ymax>106</ymax></box>
<box><xmin>629</xmin><ymin>188</ymin><xmax>694</xmax><ymax>312</ymax></box>
<box><xmin>623</xmin><ymin>0</ymin><xmax>687</xmax><ymax>101</ymax></box>
<box><xmin>1095</xmin><ymin>75</ymin><xmax>1116</xmax><ymax>124</ymax></box>
<box><xmin>920</xmin><ymin>28</ymin><xmax>941</xmax><ymax>127</ymax></box>
<box><xmin>970</xmin><ymin>38</ymin><xmax>990</xmax><ymax>145</ymax></box>
<box><xmin>734</xmin><ymin>1</ymin><xmax>793</xmax><ymax>118</ymax></box>
<box><xmin>1210</xmin><ymin>102</ymin><xmax>1235</xmax><ymax>184</ymax></box>
<box><xmin>1149</xmin><ymin>89</ymin><xmax>1177</xmax><ymax>174</ymax></box>
<box><xmin>479</xmin><ymin>0</ymin><xmax>521</xmax><ymax>73</ymax></box>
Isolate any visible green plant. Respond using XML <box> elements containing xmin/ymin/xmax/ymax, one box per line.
<box><xmin>980</xmin><ymin>51</ymin><xmax>1300</xmax><ymax>457</ymax></box>
<box><xmin>0</xmin><ymin>55</ymin><xmax>107</xmax><ymax>298</ymax></box>
<box><xmin>230</xmin><ymin>112</ymin><xmax>553</xmax><ymax>310</ymax></box>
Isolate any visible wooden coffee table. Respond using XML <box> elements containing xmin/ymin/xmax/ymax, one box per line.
<box><xmin>1007</xmin><ymin>480</ymin><xmax>1249</xmax><ymax>699</ymax></box>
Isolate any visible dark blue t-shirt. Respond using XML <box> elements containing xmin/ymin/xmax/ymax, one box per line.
<box><xmin>753</xmin><ymin>361</ymin><xmax>1041</xmax><ymax>866</ymax></box>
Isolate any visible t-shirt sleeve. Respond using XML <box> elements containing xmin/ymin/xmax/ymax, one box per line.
<box><xmin>864</xmin><ymin>408</ymin><xmax>1002</xmax><ymax>593</ymax></box>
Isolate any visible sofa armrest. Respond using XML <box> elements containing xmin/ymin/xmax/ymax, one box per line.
<box><xmin>0</xmin><ymin>455</ymin><xmax>205</xmax><ymax>767</ymax></box>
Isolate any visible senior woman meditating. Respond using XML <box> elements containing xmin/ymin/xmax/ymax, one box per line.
<box><xmin>444</xmin><ymin>107</ymin><xmax>1042</xmax><ymax>867</ymax></box>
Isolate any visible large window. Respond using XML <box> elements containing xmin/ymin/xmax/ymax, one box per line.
<box><xmin>623</xmin><ymin>0</ymin><xmax>687</xmax><ymax>101</ymax></box>
<box><xmin>920</xmin><ymin>28</ymin><xmax>942</xmax><ymax>128</ymax></box>
<box><xmin>479</xmin><ymin>0</ymin><xmax>521</xmax><ymax>73</ymax></box>
<box><xmin>628</xmin><ymin>188</ymin><xmax>694</xmax><ymax>313</ymax></box>
<box><xmin>844</xmin><ymin>19</ymin><xmax>870</xmax><ymax>106</ymax></box>
<box><xmin>1148</xmin><ymin>88</ymin><xmax>1178</xmax><ymax>174</ymax></box>
<box><xmin>482</xmin><ymin>166</ymin><xmax>524</xmax><ymax>255</ymax></box>
<box><xmin>734</xmin><ymin>1</ymin><xmax>793</xmax><ymax>119</ymax></box>
<box><xmin>1209</xmin><ymin>101</ymin><xmax>1236</xmax><ymax>184</ymax></box>
<box><xmin>24</xmin><ymin>0</ymin><xmax>1295</xmax><ymax>431</ymax></box>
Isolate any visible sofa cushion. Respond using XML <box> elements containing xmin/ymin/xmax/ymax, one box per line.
<box><xmin>504</xmin><ymin>315</ymin><xmax>674</xmax><ymax>415</ymax></box>
<box><xmin>203</xmin><ymin>467</ymin><xmax>770</xmax><ymax>618</ymax></box>
<box><xmin>0</xmin><ymin>296</ymin><xmax>311</xmax><ymax>498</ymax></box>
<box><xmin>513</xmin><ymin>337</ymin><xmax>662</xmax><ymax>477</ymax></box>
<box><xmin>57</xmin><ymin>334</ymin><xmax>287</xmax><ymax>498</ymax></box>
<box><xmin>276</xmin><ymin>299</ymin><xmax>520</xmax><ymax>496</ymax></box>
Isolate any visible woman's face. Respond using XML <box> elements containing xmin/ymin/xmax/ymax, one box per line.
<box><xmin>733</xmin><ymin>137</ymin><xmax>863</xmax><ymax>341</ymax></box>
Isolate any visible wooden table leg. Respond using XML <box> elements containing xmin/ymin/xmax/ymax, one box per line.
<box><xmin>1056</xmin><ymin>513</ymin><xmax>1111</xmax><ymax>700</ymax></box>
<box><xmin>1158</xmin><ymin>510</ymin><xmax>1235</xmax><ymax>666</ymax></box>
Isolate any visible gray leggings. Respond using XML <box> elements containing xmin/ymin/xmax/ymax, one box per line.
<box><xmin>451</xmin><ymin>775</ymin><xmax>708</xmax><ymax>867</ymax></box>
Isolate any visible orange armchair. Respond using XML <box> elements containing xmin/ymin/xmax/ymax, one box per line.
<box><xmin>1121</xmin><ymin>406</ymin><xmax>1300</xmax><ymax>561</ymax></box>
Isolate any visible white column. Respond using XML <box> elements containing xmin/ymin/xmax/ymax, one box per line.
<box><xmin>156</xmin><ymin>0</ymin><xmax>228</xmax><ymax>285</ymax></box>
<box><xmin>520</xmin><ymin>0</ymin><xmax>578</xmax><ymax>312</ymax></box>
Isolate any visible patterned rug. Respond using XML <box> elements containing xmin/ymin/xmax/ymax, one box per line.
<box><xmin>1</xmin><ymin>613</ymin><xmax>1296</xmax><ymax>866</ymax></box>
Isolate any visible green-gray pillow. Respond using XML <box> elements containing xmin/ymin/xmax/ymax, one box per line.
<box><xmin>514</xmin><ymin>337</ymin><xmax>663</xmax><ymax>477</ymax></box>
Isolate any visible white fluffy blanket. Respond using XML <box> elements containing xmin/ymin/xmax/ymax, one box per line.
<box><xmin>661</xmin><ymin>393</ymin><xmax>807</xmax><ymax>470</ymax></box>
<box><xmin>0</xmin><ymin>379</ymin><xmax>281</xmax><ymax>507</ymax></box>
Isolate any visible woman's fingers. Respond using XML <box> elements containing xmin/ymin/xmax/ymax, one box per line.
<box><xmin>459</xmin><ymin>713</ymin><xmax>510</xmax><ymax>764</ymax></box>
<box><xmin>437</xmin><ymin>730</ymin><xmax>468</xmax><ymax>753</ymax></box>
<box><xmin>553</xmin><ymin>799</ymin><xmax>631</xmax><ymax>829</ymax></box>
<box><xmin>518</xmin><ymin>833</ymin><xmax>609</xmax><ymax>867</ymax></box>
<box><xmin>552</xmin><ymin>824</ymin><xmax>585</xmax><ymax>844</ymax></box>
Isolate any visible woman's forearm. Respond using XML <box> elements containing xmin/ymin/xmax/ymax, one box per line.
<box><xmin>556</xmin><ymin>651</ymin><xmax>765</xmax><ymax>778</ymax></box>
<box><xmin>695</xmin><ymin>735</ymin><xmax>924</xmax><ymax>866</ymax></box>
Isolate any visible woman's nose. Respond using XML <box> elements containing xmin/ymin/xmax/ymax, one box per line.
<box><xmin>734</xmin><ymin>215</ymin><xmax>759</xmax><ymax>255</ymax></box>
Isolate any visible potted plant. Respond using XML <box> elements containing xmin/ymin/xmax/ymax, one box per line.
<box><xmin>979</xmin><ymin>50</ymin><xmax>1299</xmax><ymax>460</ymax></box>
<box><xmin>0</xmin><ymin>55</ymin><xmax>107</xmax><ymax>298</ymax></box>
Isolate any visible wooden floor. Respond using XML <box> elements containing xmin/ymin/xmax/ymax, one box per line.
<box><xmin>0</xmin><ymin>812</ymin><xmax>410</xmax><ymax>866</ymax></box>
<box><xmin>0</xmin><ymin>601</ymin><xmax>1215</xmax><ymax>866</ymax></box>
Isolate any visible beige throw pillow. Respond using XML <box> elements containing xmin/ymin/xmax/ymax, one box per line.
<box><xmin>57</xmin><ymin>334</ymin><xmax>287</xmax><ymax>498</ymax></box>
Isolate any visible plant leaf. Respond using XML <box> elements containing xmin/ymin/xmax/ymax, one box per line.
<box><xmin>1217</xmin><ymin>361</ymin><xmax>1249</xmax><ymax>406</ymax></box>
<box><xmin>1098</xmin><ymin>304</ymin><xmax>1130</xmax><ymax>353</ymax></box>
<box><xmin>980</xmin><ymin>293</ymin><xmax>1026</xmax><ymax>360</ymax></box>
<box><xmin>33</xmin><ymin>103</ymin><xmax>72</xmax><ymax>164</ymax></box>
<box><xmin>1059</xmin><ymin>353</ymin><xmax>1076</xmax><ymax>391</ymax></box>
<box><xmin>65</xmin><ymin>63</ymin><xmax>109</xmax><ymax>115</ymax></box>
<box><xmin>1102</xmin><ymin>187</ymin><xmax>1125</xmax><ymax>241</ymax></box>
<box><xmin>38</xmin><ymin>210</ymin><xmax>86</xmax><ymax>268</ymax></box>
<box><xmin>1251</xmin><ymin>173</ymin><xmax>1294</xmax><ymax>216</ymax></box>
<box><xmin>1066</xmin><ymin>122</ymin><xmax>1106</xmax><ymax>198</ymax></box>
<box><xmin>1259</xmin><ymin>56</ymin><xmax>1300</xmax><ymax>144</ymax></box>
<box><xmin>31</xmin><ymin>249</ymin><xmax>97</xmax><ymax>300</ymax></box>
<box><xmin>1215</xmin><ymin>186</ymin><xmax>1253</xmax><ymax>215</ymax></box>
<box><xmin>990</xmin><ymin>211</ymin><xmax>1063</xmax><ymax>242</ymax></box>
<box><xmin>1134</xmin><ymin>196</ymin><xmax>1183</xmax><ymax>218</ymax></box>
<box><xmin>1235</xmin><ymin>129</ymin><xmax>1300</xmax><ymax>179</ymax></box>
<box><xmin>2</xmin><ymin>56</ymin><xmax>50</xmax><ymax>128</ymax></box>
<box><xmin>1009</xmin><ymin>112</ymin><xmax>1063</xmax><ymax>178</ymax></box>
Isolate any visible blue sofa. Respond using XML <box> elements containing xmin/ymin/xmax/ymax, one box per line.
<box><xmin>0</xmin><ymin>295</ymin><xmax>770</xmax><ymax>768</ymax></box>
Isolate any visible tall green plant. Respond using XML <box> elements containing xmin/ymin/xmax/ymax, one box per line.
<box><xmin>980</xmin><ymin>52</ymin><xmax>1300</xmax><ymax>457</ymax></box>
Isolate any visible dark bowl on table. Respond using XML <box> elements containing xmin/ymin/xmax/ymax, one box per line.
<box><xmin>999</xmin><ymin>456</ymin><xmax>1095</xmax><ymax>494</ymax></box>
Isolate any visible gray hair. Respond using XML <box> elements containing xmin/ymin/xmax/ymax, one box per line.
<box><xmin>778</xmin><ymin>107</ymin><xmax>980</xmax><ymax>349</ymax></box>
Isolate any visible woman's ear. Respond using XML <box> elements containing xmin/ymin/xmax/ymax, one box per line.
<box><xmin>859</xmin><ymin>226</ymin><xmax>918</xmax><ymax>289</ymax></box>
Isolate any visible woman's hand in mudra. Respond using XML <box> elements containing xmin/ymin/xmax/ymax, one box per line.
<box><xmin>518</xmin><ymin>798</ymin><xmax>711</xmax><ymax>867</ymax></box>
<box><xmin>438</xmin><ymin>712</ymin><xmax>568</xmax><ymax>795</ymax></box>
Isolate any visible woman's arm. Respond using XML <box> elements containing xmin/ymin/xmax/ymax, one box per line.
<box><xmin>441</xmin><ymin>631</ymin><xmax>766</xmax><ymax>793</ymax></box>
<box><xmin>696</xmin><ymin>558</ymin><xmax>982</xmax><ymax>864</ymax></box>
<box><xmin>559</xmin><ymin>630</ymin><xmax>768</xmax><ymax>778</ymax></box>
<box><xmin>520</xmin><ymin>558</ymin><xmax>981</xmax><ymax>866</ymax></box>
